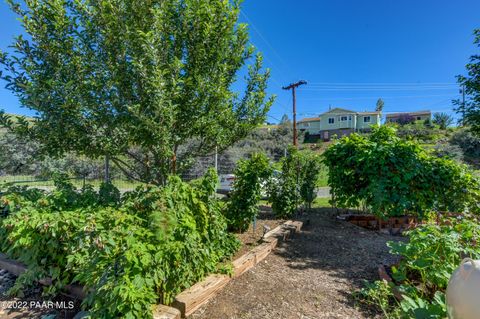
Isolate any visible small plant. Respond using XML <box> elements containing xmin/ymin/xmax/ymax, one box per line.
<box><xmin>268</xmin><ymin>146</ymin><xmax>300</xmax><ymax>218</ymax></box>
<box><xmin>225</xmin><ymin>153</ymin><xmax>272</xmax><ymax>232</ymax></box>
<box><xmin>298</xmin><ymin>150</ymin><xmax>324</xmax><ymax>209</ymax></box>
<box><xmin>356</xmin><ymin>217</ymin><xmax>480</xmax><ymax>318</ymax></box>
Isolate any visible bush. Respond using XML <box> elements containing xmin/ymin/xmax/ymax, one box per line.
<box><xmin>268</xmin><ymin>147</ymin><xmax>300</xmax><ymax>218</ymax></box>
<box><xmin>0</xmin><ymin>171</ymin><xmax>239</xmax><ymax>318</ymax></box>
<box><xmin>268</xmin><ymin>147</ymin><xmax>324</xmax><ymax>217</ymax></box>
<box><xmin>450</xmin><ymin>129</ymin><xmax>480</xmax><ymax>158</ymax></box>
<box><xmin>357</xmin><ymin>217</ymin><xmax>480</xmax><ymax>318</ymax></box>
<box><xmin>225</xmin><ymin>153</ymin><xmax>272</xmax><ymax>232</ymax></box>
<box><xmin>323</xmin><ymin>126</ymin><xmax>480</xmax><ymax>218</ymax></box>
<box><xmin>298</xmin><ymin>150</ymin><xmax>323</xmax><ymax>209</ymax></box>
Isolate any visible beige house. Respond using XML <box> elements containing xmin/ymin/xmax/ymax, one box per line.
<box><xmin>297</xmin><ymin>107</ymin><xmax>381</xmax><ymax>140</ymax></box>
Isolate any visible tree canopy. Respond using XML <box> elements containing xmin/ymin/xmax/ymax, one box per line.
<box><xmin>0</xmin><ymin>0</ymin><xmax>274</xmax><ymax>184</ymax></box>
<box><xmin>375</xmin><ymin>98</ymin><xmax>384</xmax><ymax>112</ymax></box>
<box><xmin>456</xmin><ymin>29</ymin><xmax>480</xmax><ymax>136</ymax></box>
<box><xmin>432</xmin><ymin>112</ymin><xmax>454</xmax><ymax>129</ymax></box>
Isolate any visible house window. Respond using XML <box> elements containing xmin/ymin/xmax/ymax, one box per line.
<box><xmin>363</xmin><ymin>116</ymin><xmax>371</xmax><ymax>123</ymax></box>
<box><xmin>340</xmin><ymin>116</ymin><xmax>348</xmax><ymax>121</ymax></box>
<box><xmin>417</xmin><ymin>116</ymin><xmax>421</xmax><ymax>120</ymax></box>
<box><xmin>303</xmin><ymin>122</ymin><xmax>310</xmax><ymax>127</ymax></box>
<box><xmin>349</xmin><ymin>115</ymin><xmax>352</xmax><ymax>120</ymax></box>
<box><xmin>328</xmin><ymin>118</ymin><xmax>335</xmax><ymax>124</ymax></box>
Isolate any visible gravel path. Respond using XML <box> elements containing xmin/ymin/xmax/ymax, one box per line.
<box><xmin>191</xmin><ymin>208</ymin><xmax>402</xmax><ymax>319</ymax></box>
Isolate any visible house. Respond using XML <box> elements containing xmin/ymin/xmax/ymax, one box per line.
<box><xmin>297</xmin><ymin>108</ymin><xmax>382</xmax><ymax>141</ymax></box>
<box><xmin>297</xmin><ymin>117</ymin><xmax>321</xmax><ymax>135</ymax></box>
<box><xmin>386</xmin><ymin>110</ymin><xmax>431</xmax><ymax>124</ymax></box>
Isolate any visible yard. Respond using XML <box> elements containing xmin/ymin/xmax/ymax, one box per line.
<box><xmin>0</xmin><ymin>204</ymin><xmax>401</xmax><ymax>319</ymax></box>
<box><xmin>191</xmin><ymin>207</ymin><xmax>401</xmax><ymax>319</ymax></box>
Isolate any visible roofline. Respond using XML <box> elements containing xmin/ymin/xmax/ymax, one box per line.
<box><xmin>386</xmin><ymin>111</ymin><xmax>431</xmax><ymax>117</ymax></box>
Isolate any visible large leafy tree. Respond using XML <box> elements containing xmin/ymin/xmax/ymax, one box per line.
<box><xmin>455</xmin><ymin>29</ymin><xmax>480</xmax><ymax>135</ymax></box>
<box><xmin>0</xmin><ymin>0</ymin><xmax>274</xmax><ymax>184</ymax></box>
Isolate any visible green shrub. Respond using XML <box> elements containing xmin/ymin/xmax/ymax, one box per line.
<box><xmin>450</xmin><ymin>129</ymin><xmax>480</xmax><ymax>158</ymax></box>
<box><xmin>0</xmin><ymin>171</ymin><xmax>239</xmax><ymax>318</ymax></box>
<box><xmin>323</xmin><ymin>126</ymin><xmax>480</xmax><ymax>218</ymax></box>
<box><xmin>268</xmin><ymin>147</ymin><xmax>301</xmax><ymax>218</ymax></box>
<box><xmin>357</xmin><ymin>217</ymin><xmax>480</xmax><ymax>318</ymax></box>
<box><xmin>298</xmin><ymin>150</ymin><xmax>323</xmax><ymax>209</ymax></box>
<box><xmin>225</xmin><ymin>153</ymin><xmax>272</xmax><ymax>232</ymax></box>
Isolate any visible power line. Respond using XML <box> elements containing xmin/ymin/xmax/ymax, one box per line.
<box><xmin>301</xmin><ymin>87</ymin><xmax>458</xmax><ymax>92</ymax></box>
<box><xmin>240</xmin><ymin>11</ymin><xmax>293</xmax><ymax>82</ymax></box>
<box><xmin>301</xmin><ymin>94</ymin><xmax>459</xmax><ymax>101</ymax></box>
<box><xmin>307</xmin><ymin>82</ymin><xmax>458</xmax><ymax>86</ymax></box>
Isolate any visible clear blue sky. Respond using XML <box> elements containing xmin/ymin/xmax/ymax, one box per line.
<box><xmin>0</xmin><ymin>0</ymin><xmax>479</xmax><ymax>123</ymax></box>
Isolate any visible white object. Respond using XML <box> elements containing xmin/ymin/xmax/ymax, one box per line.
<box><xmin>218</xmin><ymin>174</ymin><xmax>235</xmax><ymax>194</ymax></box>
<box><xmin>446</xmin><ymin>258</ymin><xmax>480</xmax><ymax>319</ymax></box>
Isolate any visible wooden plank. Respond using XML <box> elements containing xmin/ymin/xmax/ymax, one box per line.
<box><xmin>232</xmin><ymin>250</ymin><xmax>256</xmax><ymax>278</ymax></box>
<box><xmin>173</xmin><ymin>274</ymin><xmax>230</xmax><ymax>317</ymax></box>
<box><xmin>0</xmin><ymin>253</ymin><xmax>86</xmax><ymax>299</ymax></box>
<box><xmin>251</xmin><ymin>242</ymin><xmax>275</xmax><ymax>264</ymax></box>
<box><xmin>153</xmin><ymin>305</ymin><xmax>181</xmax><ymax>319</ymax></box>
<box><xmin>262</xmin><ymin>224</ymin><xmax>285</xmax><ymax>239</ymax></box>
<box><xmin>284</xmin><ymin>220</ymin><xmax>303</xmax><ymax>232</ymax></box>
<box><xmin>170</xmin><ymin>220</ymin><xmax>303</xmax><ymax>318</ymax></box>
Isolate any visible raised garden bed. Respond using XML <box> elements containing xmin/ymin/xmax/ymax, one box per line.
<box><xmin>337</xmin><ymin>214</ymin><xmax>419</xmax><ymax>235</ymax></box>
<box><xmin>155</xmin><ymin>220</ymin><xmax>303</xmax><ymax>318</ymax></box>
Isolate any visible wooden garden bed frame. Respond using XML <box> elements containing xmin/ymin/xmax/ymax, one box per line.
<box><xmin>0</xmin><ymin>220</ymin><xmax>303</xmax><ymax>319</ymax></box>
<box><xmin>154</xmin><ymin>220</ymin><xmax>303</xmax><ymax>319</ymax></box>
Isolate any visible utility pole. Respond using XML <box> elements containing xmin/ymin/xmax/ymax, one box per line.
<box><xmin>282</xmin><ymin>80</ymin><xmax>307</xmax><ymax>147</ymax></box>
<box><xmin>460</xmin><ymin>84</ymin><xmax>465</xmax><ymax>126</ymax></box>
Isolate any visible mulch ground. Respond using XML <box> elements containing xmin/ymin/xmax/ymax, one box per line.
<box><xmin>191</xmin><ymin>207</ymin><xmax>403</xmax><ymax>319</ymax></box>
<box><xmin>0</xmin><ymin>206</ymin><xmax>402</xmax><ymax>319</ymax></box>
<box><xmin>233</xmin><ymin>205</ymin><xmax>285</xmax><ymax>259</ymax></box>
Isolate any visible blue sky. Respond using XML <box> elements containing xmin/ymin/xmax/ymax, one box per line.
<box><xmin>0</xmin><ymin>0</ymin><xmax>479</xmax><ymax>123</ymax></box>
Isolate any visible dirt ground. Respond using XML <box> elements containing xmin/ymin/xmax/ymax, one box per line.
<box><xmin>233</xmin><ymin>205</ymin><xmax>285</xmax><ymax>259</ymax></box>
<box><xmin>191</xmin><ymin>208</ymin><xmax>402</xmax><ymax>319</ymax></box>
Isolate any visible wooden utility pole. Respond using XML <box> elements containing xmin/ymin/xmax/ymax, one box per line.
<box><xmin>282</xmin><ymin>80</ymin><xmax>307</xmax><ymax>147</ymax></box>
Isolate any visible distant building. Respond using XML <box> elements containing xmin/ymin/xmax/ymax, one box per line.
<box><xmin>386</xmin><ymin>110</ymin><xmax>431</xmax><ymax>124</ymax></box>
<box><xmin>297</xmin><ymin>107</ymin><xmax>381</xmax><ymax>141</ymax></box>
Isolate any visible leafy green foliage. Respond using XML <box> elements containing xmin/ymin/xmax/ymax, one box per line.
<box><xmin>450</xmin><ymin>128</ymin><xmax>480</xmax><ymax>158</ymax></box>
<box><xmin>298</xmin><ymin>150</ymin><xmax>324</xmax><ymax>209</ymax></box>
<box><xmin>323</xmin><ymin>126</ymin><xmax>480</xmax><ymax>218</ymax></box>
<box><xmin>432</xmin><ymin>112</ymin><xmax>454</xmax><ymax>130</ymax></box>
<box><xmin>455</xmin><ymin>29</ymin><xmax>480</xmax><ymax>135</ymax></box>
<box><xmin>0</xmin><ymin>0</ymin><xmax>274</xmax><ymax>185</ymax></box>
<box><xmin>0</xmin><ymin>170</ymin><xmax>239</xmax><ymax>318</ymax></box>
<box><xmin>268</xmin><ymin>147</ymin><xmax>324</xmax><ymax>217</ymax></box>
<box><xmin>268</xmin><ymin>147</ymin><xmax>300</xmax><ymax>218</ymax></box>
<box><xmin>357</xmin><ymin>218</ymin><xmax>479</xmax><ymax>318</ymax></box>
<box><xmin>225</xmin><ymin>153</ymin><xmax>272</xmax><ymax>232</ymax></box>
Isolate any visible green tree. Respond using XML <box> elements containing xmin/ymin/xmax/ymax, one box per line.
<box><xmin>432</xmin><ymin>112</ymin><xmax>454</xmax><ymax>129</ymax></box>
<box><xmin>375</xmin><ymin>98</ymin><xmax>384</xmax><ymax>112</ymax></box>
<box><xmin>225</xmin><ymin>153</ymin><xmax>272</xmax><ymax>232</ymax></box>
<box><xmin>455</xmin><ymin>29</ymin><xmax>480</xmax><ymax>135</ymax></box>
<box><xmin>279</xmin><ymin>114</ymin><xmax>291</xmax><ymax>125</ymax></box>
<box><xmin>323</xmin><ymin>126</ymin><xmax>480</xmax><ymax>218</ymax></box>
<box><xmin>0</xmin><ymin>0</ymin><xmax>274</xmax><ymax>185</ymax></box>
